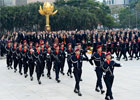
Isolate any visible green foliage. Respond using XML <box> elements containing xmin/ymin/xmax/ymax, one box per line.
<box><xmin>0</xmin><ymin>0</ymin><xmax>115</xmax><ymax>32</ymax></box>
<box><xmin>119</xmin><ymin>0</ymin><xmax>140</xmax><ymax>29</ymax></box>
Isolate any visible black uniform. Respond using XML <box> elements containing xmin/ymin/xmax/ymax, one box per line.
<box><xmin>66</xmin><ymin>48</ymin><xmax>74</xmax><ymax>77</ymax></box>
<box><xmin>41</xmin><ymin>48</ymin><xmax>46</xmax><ymax>76</ymax></box>
<box><xmin>12</xmin><ymin>47</ymin><xmax>18</xmax><ymax>72</ymax></box>
<box><xmin>27</xmin><ymin>51</ymin><xmax>35</xmax><ymax>81</ymax></box>
<box><xmin>102</xmin><ymin>60</ymin><xmax>121</xmax><ymax>100</ymax></box>
<box><xmin>71</xmin><ymin>53</ymin><xmax>88</xmax><ymax>96</ymax></box>
<box><xmin>45</xmin><ymin>50</ymin><xmax>53</xmax><ymax>79</ymax></box>
<box><xmin>16</xmin><ymin>47</ymin><xmax>23</xmax><ymax>75</ymax></box>
<box><xmin>5</xmin><ymin>45</ymin><xmax>13</xmax><ymax>69</ymax></box>
<box><xmin>53</xmin><ymin>50</ymin><xmax>62</xmax><ymax>82</ymax></box>
<box><xmin>90</xmin><ymin>52</ymin><xmax>105</xmax><ymax>93</ymax></box>
<box><xmin>119</xmin><ymin>42</ymin><xmax>128</xmax><ymax>61</ymax></box>
<box><xmin>22</xmin><ymin>49</ymin><xmax>28</xmax><ymax>77</ymax></box>
<box><xmin>60</xmin><ymin>47</ymin><xmax>66</xmax><ymax>75</ymax></box>
<box><xmin>34</xmin><ymin>51</ymin><xmax>43</xmax><ymax>84</ymax></box>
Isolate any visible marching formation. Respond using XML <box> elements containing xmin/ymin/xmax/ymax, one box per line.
<box><xmin>0</xmin><ymin>29</ymin><xmax>140</xmax><ymax>100</ymax></box>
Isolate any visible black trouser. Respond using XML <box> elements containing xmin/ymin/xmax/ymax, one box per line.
<box><xmin>119</xmin><ymin>50</ymin><xmax>127</xmax><ymax>60</ymax></box>
<box><xmin>18</xmin><ymin>60</ymin><xmax>22</xmax><ymax>73</ymax></box>
<box><xmin>73</xmin><ymin>69</ymin><xmax>82</xmax><ymax>91</ymax></box>
<box><xmin>128</xmin><ymin>50</ymin><xmax>133</xmax><ymax>57</ymax></box>
<box><xmin>6</xmin><ymin>56</ymin><xmax>12</xmax><ymax>67</ymax></box>
<box><xmin>0</xmin><ymin>46</ymin><xmax>4</xmax><ymax>57</ymax></box>
<box><xmin>103</xmin><ymin>75</ymin><xmax>114</xmax><ymax>99</ymax></box>
<box><xmin>132</xmin><ymin>49</ymin><xmax>139</xmax><ymax>59</ymax></box>
<box><xmin>138</xmin><ymin>49</ymin><xmax>140</xmax><ymax>57</ymax></box>
<box><xmin>23</xmin><ymin>61</ymin><xmax>28</xmax><ymax>74</ymax></box>
<box><xmin>41</xmin><ymin>61</ymin><xmax>45</xmax><ymax>74</ymax></box>
<box><xmin>29</xmin><ymin>62</ymin><xmax>34</xmax><ymax>77</ymax></box>
<box><xmin>67</xmin><ymin>60</ymin><xmax>72</xmax><ymax>75</ymax></box>
<box><xmin>46</xmin><ymin>61</ymin><xmax>52</xmax><ymax>76</ymax></box>
<box><xmin>54</xmin><ymin>63</ymin><xmax>60</xmax><ymax>80</ymax></box>
<box><xmin>60</xmin><ymin>58</ymin><xmax>65</xmax><ymax>72</ymax></box>
<box><xmin>36</xmin><ymin>64</ymin><xmax>42</xmax><ymax>81</ymax></box>
<box><xmin>14</xmin><ymin>58</ymin><xmax>18</xmax><ymax>70</ymax></box>
<box><xmin>95</xmin><ymin>67</ymin><xmax>103</xmax><ymax>90</ymax></box>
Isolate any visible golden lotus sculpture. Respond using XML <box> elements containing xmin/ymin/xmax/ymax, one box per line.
<box><xmin>39</xmin><ymin>2</ymin><xmax>58</xmax><ymax>31</ymax></box>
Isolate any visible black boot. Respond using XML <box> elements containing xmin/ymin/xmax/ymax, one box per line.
<box><xmin>70</xmin><ymin>74</ymin><xmax>73</xmax><ymax>78</ymax></box>
<box><xmin>14</xmin><ymin>69</ymin><xmax>17</xmax><ymax>73</ymax></box>
<box><xmin>74</xmin><ymin>89</ymin><xmax>78</xmax><ymax>93</ymax></box>
<box><xmin>10</xmin><ymin>66</ymin><xmax>13</xmax><ymax>69</ymax></box>
<box><xmin>56</xmin><ymin>79</ymin><xmax>60</xmax><ymax>83</ymax></box>
<box><xmin>78</xmin><ymin>91</ymin><xmax>82</xmax><ymax>96</ymax></box>
<box><xmin>24</xmin><ymin>74</ymin><xmax>28</xmax><ymax>78</ymax></box>
<box><xmin>30</xmin><ymin>77</ymin><xmax>33</xmax><ymax>81</ymax></box>
<box><xmin>61</xmin><ymin>72</ymin><xmax>65</xmax><ymax>75</ymax></box>
<box><xmin>101</xmin><ymin>90</ymin><xmax>105</xmax><ymax>94</ymax></box>
<box><xmin>67</xmin><ymin>72</ymin><xmax>69</xmax><ymax>76</ymax></box>
<box><xmin>42</xmin><ymin>73</ymin><xmax>44</xmax><ymax>77</ymax></box>
<box><xmin>38</xmin><ymin>80</ymin><xmax>41</xmax><ymax>84</ymax></box>
<box><xmin>95</xmin><ymin>87</ymin><xmax>100</xmax><ymax>92</ymax></box>
<box><xmin>105</xmin><ymin>96</ymin><xmax>110</xmax><ymax>100</ymax></box>
<box><xmin>19</xmin><ymin>72</ymin><xmax>23</xmax><ymax>75</ymax></box>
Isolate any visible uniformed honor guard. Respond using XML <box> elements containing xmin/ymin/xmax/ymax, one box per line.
<box><xmin>12</xmin><ymin>42</ymin><xmax>18</xmax><ymax>73</ymax></box>
<box><xmin>5</xmin><ymin>40</ymin><xmax>13</xmax><ymax>69</ymax></box>
<box><xmin>89</xmin><ymin>45</ymin><xmax>105</xmax><ymax>94</ymax></box>
<box><xmin>66</xmin><ymin>43</ymin><xmax>74</xmax><ymax>78</ymax></box>
<box><xmin>60</xmin><ymin>42</ymin><xmax>66</xmax><ymax>75</ymax></box>
<box><xmin>102</xmin><ymin>52</ymin><xmax>122</xmax><ymax>100</ymax></box>
<box><xmin>71</xmin><ymin>48</ymin><xmax>88</xmax><ymax>96</ymax></box>
<box><xmin>27</xmin><ymin>48</ymin><xmax>35</xmax><ymax>81</ymax></box>
<box><xmin>17</xmin><ymin>43</ymin><xmax>23</xmax><ymax>75</ymax></box>
<box><xmin>34</xmin><ymin>46</ymin><xmax>42</xmax><ymax>84</ymax></box>
<box><xmin>22</xmin><ymin>45</ymin><xmax>28</xmax><ymax>78</ymax></box>
<box><xmin>53</xmin><ymin>45</ymin><xmax>62</xmax><ymax>83</ymax></box>
<box><xmin>45</xmin><ymin>46</ymin><xmax>53</xmax><ymax>79</ymax></box>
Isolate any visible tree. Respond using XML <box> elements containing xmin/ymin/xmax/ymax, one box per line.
<box><xmin>0</xmin><ymin>0</ymin><xmax>115</xmax><ymax>32</ymax></box>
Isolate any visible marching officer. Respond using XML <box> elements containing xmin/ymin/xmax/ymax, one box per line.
<box><xmin>60</xmin><ymin>42</ymin><xmax>66</xmax><ymax>75</ymax></box>
<box><xmin>53</xmin><ymin>45</ymin><xmax>62</xmax><ymax>83</ymax></box>
<box><xmin>132</xmin><ymin>39</ymin><xmax>139</xmax><ymax>60</ymax></box>
<box><xmin>22</xmin><ymin>45</ymin><xmax>28</xmax><ymax>78</ymax></box>
<box><xmin>66</xmin><ymin>43</ymin><xmax>74</xmax><ymax>78</ymax></box>
<box><xmin>71</xmin><ymin>48</ymin><xmax>88</xmax><ymax>96</ymax></box>
<box><xmin>89</xmin><ymin>45</ymin><xmax>105</xmax><ymax>94</ymax></box>
<box><xmin>12</xmin><ymin>42</ymin><xmax>18</xmax><ymax>73</ymax></box>
<box><xmin>40</xmin><ymin>43</ymin><xmax>45</xmax><ymax>77</ymax></box>
<box><xmin>27</xmin><ymin>48</ymin><xmax>35</xmax><ymax>81</ymax></box>
<box><xmin>119</xmin><ymin>39</ymin><xmax>128</xmax><ymax>61</ymax></box>
<box><xmin>16</xmin><ymin>43</ymin><xmax>23</xmax><ymax>75</ymax></box>
<box><xmin>34</xmin><ymin>46</ymin><xmax>42</xmax><ymax>84</ymax></box>
<box><xmin>5</xmin><ymin>40</ymin><xmax>13</xmax><ymax>69</ymax></box>
<box><xmin>102</xmin><ymin>52</ymin><xmax>122</xmax><ymax>100</ymax></box>
<box><xmin>45</xmin><ymin>46</ymin><xmax>53</xmax><ymax>79</ymax></box>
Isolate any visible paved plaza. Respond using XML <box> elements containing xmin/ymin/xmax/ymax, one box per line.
<box><xmin>0</xmin><ymin>56</ymin><xmax>140</xmax><ymax>100</ymax></box>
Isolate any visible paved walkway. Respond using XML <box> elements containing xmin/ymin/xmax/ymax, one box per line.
<box><xmin>0</xmin><ymin>56</ymin><xmax>140</xmax><ymax>100</ymax></box>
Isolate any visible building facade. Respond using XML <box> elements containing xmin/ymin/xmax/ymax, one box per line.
<box><xmin>27</xmin><ymin>0</ymin><xmax>55</xmax><ymax>4</ymax></box>
<box><xmin>104</xmin><ymin>0</ymin><xmax>130</xmax><ymax>5</ymax></box>
<box><xmin>0</xmin><ymin>0</ymin><xmax>55</xmax><ymax>6</ymax></box>
<box><xmin>15</xmin><ymin>0</ymin><xmax>27</xmax><ymax>6</ymax></box>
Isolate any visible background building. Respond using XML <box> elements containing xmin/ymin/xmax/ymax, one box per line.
<box><xmin>15</xmin><ymin>0</ymin><xmax>27</xmax><ymax>6</ymax></box>
<box><xmin>0</xmin><ymin>0</ymin><xmax>13</xmax><ymax>6</ymax></box>
<box><xmin>104</xmin><ymin>0</ymin><xmax>130</xmax><ymax>5</ymax></box>
<box><xmin>27</xmin><ymin>0</ymin><xmax>55</xmax><ymax>4</ymax></box>
<box><xmin>0</xmin><ymin>0</ymin><xmax>55</xmax><ymax>6</ymax></box>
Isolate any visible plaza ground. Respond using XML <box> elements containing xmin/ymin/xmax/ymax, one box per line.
<box><xmin>0</xmin><ymin>55</ymin><xmax>140</xmax><ymax>100</ymax></box>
